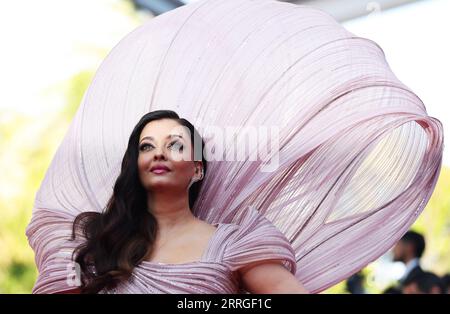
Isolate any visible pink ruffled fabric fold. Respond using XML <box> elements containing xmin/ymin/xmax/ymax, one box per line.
<box><xmin>26</xmin><ymin>210</ymin><xmax>85</xmax><ymax>294</ymax></box>
<box><xmin>223</xmin><ymin>206</ymin><xmax>297</xmax><ymax>275</ymax></box>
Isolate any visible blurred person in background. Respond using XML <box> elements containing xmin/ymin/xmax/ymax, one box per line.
<box><xmin>441</xmin><ymin>274</ymin><xmax>450</xmax><ymax>294</ymax></box>
<box><xmin>383</xmin><ymin>231</ymin><xmax>426</xmax><ymax>293</ymax></box>
<box><xmin>402</xmin><ymin>271</ymin><xmax>445</xmax><ymax>294</ymax></box>
<box><xmin>345</xmin><ymin>271</ymin><xmax>366</xmax><ymax>294</ymax></box>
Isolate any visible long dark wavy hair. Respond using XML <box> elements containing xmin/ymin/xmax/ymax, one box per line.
<box><xmin>70</xmin><ymin>110</ymin><xmax>208</xmax><ymax>293</ymax></box>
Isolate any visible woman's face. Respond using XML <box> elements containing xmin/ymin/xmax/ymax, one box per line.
<box><xmin>137</xmin><ymin>118</ymin><xmax>201</xmax><ymax>192</ymax></box>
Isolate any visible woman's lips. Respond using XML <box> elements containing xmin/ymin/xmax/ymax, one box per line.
<box><xmin>151</xmin><ymin>169</ymin><xmax>170</xmax><ymax>174</ymax></box>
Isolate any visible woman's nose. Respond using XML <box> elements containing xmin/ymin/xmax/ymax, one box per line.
<box><xmin>152</xmin><ymin>147</ymin><xmax>167</xmax><ymax>160</ymax></box>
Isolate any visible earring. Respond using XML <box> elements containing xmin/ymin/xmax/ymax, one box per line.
<box><xmin>188</xmin><ymin>168</ymin><xmax>204</xmax><ymax>189</ymax></box>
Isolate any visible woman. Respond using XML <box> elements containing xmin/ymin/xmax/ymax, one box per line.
<box><xmin>26</xmin><ymin>0</ymin><xmax>443</xmax><ymax>294</ymax></box>
<box><xmin>63</xmin><ymin>110</ymin><xmax>308</xmax><ymax>293</ymax></box>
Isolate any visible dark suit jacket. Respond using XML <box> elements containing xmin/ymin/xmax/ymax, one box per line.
<box><xmin>399</xmin><ymin>265</ymin><xmax>425</xmax><ymax>286</ymax></box>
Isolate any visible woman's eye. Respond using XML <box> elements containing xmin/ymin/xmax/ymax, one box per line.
<box><xmin>139</xmin><ymin>143</ymin><xmax>153</xmax><ymax>151</ymax></box>
<box><xmin>139</xmin><ymin>141</ymin><xmax>183</xmax><ymax>152</ymax></box>
<box><xmin>169</xmin><ymin>141</ymin><xmax>183</xmax><ymax>151</ymax></box>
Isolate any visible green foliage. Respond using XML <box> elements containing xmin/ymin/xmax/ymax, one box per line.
<box><xmin>0</xmin><ymin>69</ymin><xmax>94</xmax><ymax>293</ymax></box>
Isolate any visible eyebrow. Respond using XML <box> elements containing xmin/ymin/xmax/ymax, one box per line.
<box><xmin>139</xmin><ymin>134</ymin><xmax>184</xmax><ymax>144</ymax></box>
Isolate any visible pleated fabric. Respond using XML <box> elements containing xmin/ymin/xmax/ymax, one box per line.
<box><xmin>98</xmin><ymin>206</ymin><xmax>296</xmax><ymax>294</ymax></box>
<box><xmin>26</xmin><ymin>0</ymin><xmax>444</xmax><ymax>293</ymax></box>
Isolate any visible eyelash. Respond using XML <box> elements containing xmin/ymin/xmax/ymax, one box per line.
<box><xmin>139</xmin><ymin>141</ymin><xmax>183</xmax><ymax>152</ymax></box>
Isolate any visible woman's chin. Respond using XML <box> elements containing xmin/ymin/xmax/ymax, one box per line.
<box><xmin>146</xmin><ymin>180</ymin><xmax>176</xmax><ymax>191</ymax></box>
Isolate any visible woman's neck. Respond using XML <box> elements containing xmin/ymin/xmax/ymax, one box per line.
<box><xmin>147</xmin><ymin>191</ymin><xmax>196</xmax><ymax>232</ymax></box>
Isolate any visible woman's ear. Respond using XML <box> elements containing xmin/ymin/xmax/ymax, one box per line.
<box><xmin>195</xmin><ymin>162</ymin><xmax>204</xmax><ymax>180</ymax></box>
